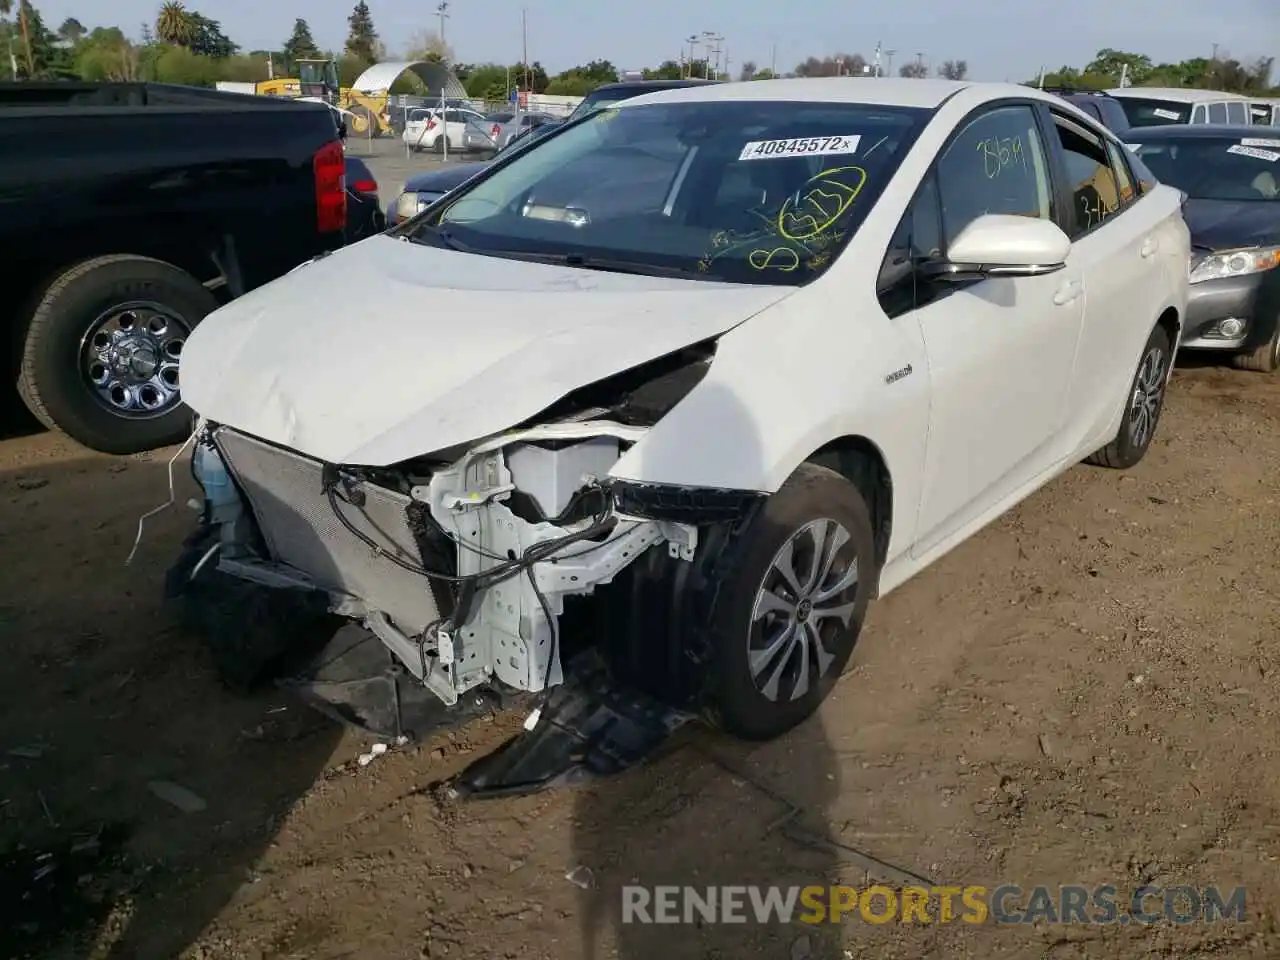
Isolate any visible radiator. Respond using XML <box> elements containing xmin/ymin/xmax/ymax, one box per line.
<box><xmin>213</xmin><ymin>428</ymin><xmax>441</xmax><ymax>635</ymax></box>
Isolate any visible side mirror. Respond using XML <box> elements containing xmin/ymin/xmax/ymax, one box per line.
<box><xmin>921</xmin><ymin>214</ymin><xmax>1071</xmax><ymax>281</ymax></box>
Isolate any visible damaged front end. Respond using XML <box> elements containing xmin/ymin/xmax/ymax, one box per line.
<box><xmin>170</xmin><ymin>342</ymin><xmax>757</xmax><ymax>752</ymax></box>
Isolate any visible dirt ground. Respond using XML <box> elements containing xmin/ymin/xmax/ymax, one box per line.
<box><xmin>2</xmin><ymin>359</ymin><xmax>1280</xmax><ymax>960</ymax></box>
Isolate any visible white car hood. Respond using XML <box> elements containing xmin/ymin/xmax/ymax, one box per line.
<box><xmin>181</xmin><ymin>234</ymin><xmax>793</xmax><ymax>465</ymax></box>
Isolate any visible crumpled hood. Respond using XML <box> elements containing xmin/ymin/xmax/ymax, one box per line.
<box><xmin>181</xmin><ymin>234</ymin><xmax>793</xmax><ymax>465</ymax></box>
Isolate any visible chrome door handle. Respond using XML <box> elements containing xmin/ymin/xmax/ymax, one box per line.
<box><xmin>1140</xmin><ymin>236</ymin><xmax>1159</xmax><ymax>258</ymax></box>
<box><xmin>1053</xmin><ymin>280</ymin><xmax>1083</xmax><ymax>305</ymax></box>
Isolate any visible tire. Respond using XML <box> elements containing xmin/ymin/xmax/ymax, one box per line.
<box><xmin>1230</xmin><ymin>322</ymin><xmax>1280</xmax><ymax>373</ymax></box>
<box><xmin>1087</xmin><ymin>323</ymin><xmax>1172</xmax><ymax>470</ymax></box>
<box><xmin>17</xmin><ymin>255</ymin><xmax>218</xmax><ymax>455</ymax></box>
<box><xmin>700</xmin><ymin>463</ymin><xmax>877</xmax><ymax>740</ymax></box>
<box><xmin>433</xmin><ymin>135</ymin><xmax>446</xmax><ymax>155</ymax></box>
<box><xmin>347</xmin><ymin>103</ymin><xmax>374</xmax><ymax>138</ymax></box>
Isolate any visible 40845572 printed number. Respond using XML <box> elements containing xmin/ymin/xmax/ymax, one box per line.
<box><xmin>738</xmin><ymin>134</ymin><xmax>862</xmax><ymax>161</ymax></box>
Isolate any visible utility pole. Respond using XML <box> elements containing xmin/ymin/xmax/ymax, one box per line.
<box><xmin>769</xmin><ymin>42</ymin><xmax>776</xmax><ymax>77</ymax></box>
<box><xmin>914</xmin><ymin>52</ymin><xmax>924</xmax><ymax>77</ymax></box>
<box><xmin>1208</xmin><ymin>42</ymin><xmax>1219</xmax><ymax>88</ymax></box>
<box><xmin>435</xmin><ymin>2</ymin><xmax>450</xmax><ymax>161</ymax></box>
<box><xmin>521</xmin><ymin>7</ymin><xmax>529</xmax><ymax>100</ymax></box>
<box><xmin>686</xmin><ymin>35</ymin><xmax>699</xmax><ymax>78</ymax></box>
<box><xmin>885</xmin><ymin>49</ymin><xmax>896</xmax><ymax>77</ymax></box>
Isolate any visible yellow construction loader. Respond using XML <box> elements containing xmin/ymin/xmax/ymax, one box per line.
<box><xmin>236</xmin><ymin>61</ymin><xmax>392</xmax><ymax>137</ymax></box>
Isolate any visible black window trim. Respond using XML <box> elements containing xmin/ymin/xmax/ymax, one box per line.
<box><xmin>1041</xmin><ymin>104</ymin><xmax>1140</xmax><ymax>241</ymax></box>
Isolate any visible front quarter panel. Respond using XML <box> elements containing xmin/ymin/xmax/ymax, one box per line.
<box><xmin>609</xmin><ymin>283</ymin><xmax>931</xmax><ymax>560</ymax></box>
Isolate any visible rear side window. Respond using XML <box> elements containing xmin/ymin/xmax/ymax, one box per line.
<box><xmin>1050</xmin><ymin>114</ymin><xmax>1121</xmax><ymax>236</ymax></box>
<box><xmin>1208</xmin><ymin>103</ymin><xmax>1228</xmax><ymax>124</ymax></box>
<box><xmin>1118</xmin><ymin>98</ymin><xmax>1192</xmax><ymax>127</ymax></box>
<box><xmin>1226</xmin><ymin>102</ymin><xmax>1249</xmax><ymax>125</ymax></box>
<box><xmin>935</xmin><ymin>105</ymin><xmax>1054</xmax><ymax>246</ymax></box>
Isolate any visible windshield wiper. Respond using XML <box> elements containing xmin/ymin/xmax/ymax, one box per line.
<box><xmin>406</xmin><ymin>224</ymin><xmax>472</xmax><ymax>253</ymax></box>
<box><xmin>494</xmin><ymin>251</ymin><xmax>704</xmax><ymax>279</ymax></box>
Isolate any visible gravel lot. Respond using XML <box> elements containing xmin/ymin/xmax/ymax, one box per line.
<box><xmin>2</xmin><ymin>184</ymin><xmax>1280</xmax><ymax>959</ymax></box>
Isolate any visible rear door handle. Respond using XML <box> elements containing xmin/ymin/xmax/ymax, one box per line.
<box><xmin>1140</xmin><ymin>236</ymin><xmax>1159</xmax><ymax>258</ymax></box>
<box><xmin>1053</xmin><ymin>280</ymin><xmax>1083</xmax><ymax>306</ymax></box>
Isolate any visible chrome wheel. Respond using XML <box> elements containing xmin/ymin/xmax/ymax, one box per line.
<box><xmin>749</xmin><ymin>518</ymin><xmax>860</xmax><ymax>702</ymax></box>
<box><xmin>80</xmin><ymin>301</ymin><xmax>188</xmax><ymax>418</ymax></box>
<box><xmin>1127</xmin><ymin>345</ymin><xmax>1166</xmax><ymax>449</ymax></box>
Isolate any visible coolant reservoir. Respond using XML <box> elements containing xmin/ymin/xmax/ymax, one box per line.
<box><xmin>193</xmin><ymin>441</ymin><xmax>242</xmax><ymax>524</ymax></box>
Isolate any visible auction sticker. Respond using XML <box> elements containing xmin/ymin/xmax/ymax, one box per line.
<box><xmin>1241</xmin><ymin>137</ymin><xmax>1280</xmax><ymax>148</ymax></box>
<box><xmin>739</xmin><ymin>134</ymin><xmax>861</xmax><ymax>160</ymax></box>
<box><xmin>1228</xmin><ymin>144</ymin><xmax>1280</xmax><ymax>162</ymax></box>
<box><xmin>1151</xmin><ymin>108</ymin><xmax>1181</xmax><ymax>120</ymax></box>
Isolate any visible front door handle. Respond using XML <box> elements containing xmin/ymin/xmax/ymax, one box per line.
<box><xmin>1140</xmin><ymin>236</ymin><xmax>1159</xmax><ymax>258</ymax></box>
<box><xmin>1053</xmin><ymin>279</ymin><xmax>1083</xmax><ymax>306</ymax></box>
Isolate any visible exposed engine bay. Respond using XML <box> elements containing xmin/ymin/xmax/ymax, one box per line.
<box><xmin>177</xmin><ymin>343</ymin><xmax>728</xmax><ymax>723</ymax></box>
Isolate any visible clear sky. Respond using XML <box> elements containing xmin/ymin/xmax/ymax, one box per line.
<box><xmin>36</xmin><ymin>0</ymin><xmax>1279</xmax><ymax>82</ymax></box>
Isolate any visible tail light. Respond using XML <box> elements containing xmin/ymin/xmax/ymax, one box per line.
<box><xmin>313</xmin><ymin>140</ymin><xmax>346</xmax><ymax>233</ymax></box>
<box><xmin>350</xmin><ymin>178</ymin><xmax>378</xmax><ymax>194</ymax></box>
<box><xmin>491</xmin><ymin>123</ymin><xmax>501</xmax><ymax>137</ymax></box>
<box><xmin>426</xmin><ymin>118</ymin><xmax>437</xmax><ymax>130</ymax></box>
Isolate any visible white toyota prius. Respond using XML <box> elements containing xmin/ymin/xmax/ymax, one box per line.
<box><xmin>174</xmin><ymin>79</ymin><xmax>1190</xmax><ymax>743</ymax></box>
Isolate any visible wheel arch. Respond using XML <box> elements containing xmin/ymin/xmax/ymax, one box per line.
<box><xmin>1155</xmin><ymin>305</ymin><xmax>1180</xmax><ymax>353</ymax></box>
<box><xmin>804</xmin><ymin>434</ymin><xmax>894</xmax><ymax>575</ymax></box>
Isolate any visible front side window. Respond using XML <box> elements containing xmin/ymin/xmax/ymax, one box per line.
<box><xmin>1208</xmin><ymin>102</ymin><xmax>1229</xmax><ymax>124</ymax></box>
<box><xmin>1119</xmin><ymin>98</ymin><xmax>1192</xmax><ymax>127</ymax></box>
<box><xmin>877</xmin><ymin>174</ymin><xmax>943</xmax><ymax>317</ymax></box>
<box><xmin>1051</xmin><ymin>114</ymin><xmax>1122</xmax><ymax>236</ymax></box>
<box><xmin>407</xmin><ymin>100</ymin><xmax>929</xmax><ymax>285</ymax></box>
<box><xmin>934</xmin><ymin>105</ymin><xmax>1053</xmax><ymax>246</ymax></box>
<box><xmin>1132</xmin><ymin>138</ymin><xmax>1280</xmax><ymax>201</ymax></box>
<box><xmin>1105</xmin><ymin>139</ymin><xmax>1139</xmax><ymax>205</ymax></box>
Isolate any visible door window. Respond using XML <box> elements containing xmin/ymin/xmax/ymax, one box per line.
<box><xmin>1208</xmin><ymin>102</ymin><xmax>1228</xmax><ymax>124</ymax></box>
<box><xmin>1050</xmin><ymin>114</ymin><xmax>1121</xmax><ymax>236</ymax></box>
<box><xmin>935</xmin><ymin>105</ymin><xmax>1054</xmax><ymax>247</ymax></box>
<box><xmin>1191</xmin><ymin>105</ymin><xmax>1206</xmax><ymax>124</ymax></box>
<box><xmin>1105</xmin><ymin>139</ymin><xmax>1139</xmax><ymax>207</ymax></box>
<box><xmin>1226</xmin><ymin>101</ymin><xmax>1249</xmax><ymax>125</ymax></box>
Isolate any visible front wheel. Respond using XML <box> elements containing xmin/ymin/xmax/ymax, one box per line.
<box><xmin>701</xmin><ymin>463</ymin><xmax>876</xmax><ymax>740</ymax></box>
<box><xmin>17</xmin><ymin>255</ymin><xmax>218</xmax><ymax>455</ymax></box>
<box><xmin>1231</xmin><ymin>320</ymin><xmax>1280</xmax><ymax>373</ymax></box>
<box><xmin>1087</xmin><ymin>323</ymin><xmax>1172</xmax><ymax>470</ymax></box>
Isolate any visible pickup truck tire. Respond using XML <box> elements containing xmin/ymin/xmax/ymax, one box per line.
<box><xmin>17</xmin><ymin>254</ymin><xmax>218</xmax><ymax>455</ymax></box>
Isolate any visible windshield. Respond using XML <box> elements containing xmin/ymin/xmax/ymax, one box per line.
<box><xmin>407</xmin><ymin>100</ymin><xmax>928</xmax><ymax>285</ymax></box>
<box><xmin>1133</xmin><ymin>137</ymin><xmax>1280</xmax><ymax>200</ymax></box>
<box><xmin>1118</xmin><ymin>98</ymin><xmax>1192</xmax><ymax>127</ymax></box>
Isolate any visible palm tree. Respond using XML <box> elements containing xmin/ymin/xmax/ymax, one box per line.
<box><xmin>155</xmin><ymin>1</ymin><xmax>196</xmax><ymax>46</ymax></box>
<box><xmin>1</xmin><ymin>0</ymin><xmax>35</xmax><ymax>77</ymax></box>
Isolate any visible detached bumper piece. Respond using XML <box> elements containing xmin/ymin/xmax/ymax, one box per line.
<box><xmin>447</xmin><ymin>651</ymin><xmax>695</xmax><ymax>799</ymax></box>
<box><xmin>279</xmin><ymin>624</ymin><xmax>520</xmax><ymax>742</ymax></box>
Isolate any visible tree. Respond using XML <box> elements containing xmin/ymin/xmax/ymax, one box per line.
<box><xmin>282</xmin><ymin>18</ymin><xmax>318</xmax><ymax>68</ymax></box>
<box><xmin>57</xmin><ymin>16</ymin><xmax>84</xmax><ymax>44</ymax></box>
<box><xmin>643</xmin><ymin>59</ymin><xmax>683</xmax><ymax>80</ymax></box>
<box><xmin>155</xmin><ymin>1</ymin><xmax>196</xmax><ymax>46</ymax></box>
<box><xmin>345</xmin><ymin>1</ymin><xmax>378</xmax><ymax>63</ymax></box>
<box><xmin>1084</xmin><ymin>48</ymin><xmax>1152</xmax><ymax>85</ymax></box>
<box><xmin>738</xmin><ymin>60</ymin><xmax>757</xmax><ymax>81</ymax></box>
<box><xmin>794</xmin><ymin>53</ymin><xmax>867</xmax><ymax>77</ymax></box>
<box><xmin>899</xmin><ymin>59</ymin><xmax>929</xmax><ymax>78</ymax></box>
<box><xmin>937</xmin><ymin>59</ymin><xmax>968</xmax><ymax>81</ymax></box>
<box><xmin>188</xmin><ymin>14</ymin><xmax>236</xmax><ymax>59</ymax></box>
<box><xmin>752</xmin><ymin>68</ymin><xmax>777</xmax><ymax>80</ymax></box>
<box><xmin>74</xmin><ymin>26</ymin><xmax>139</xmax><ymax>80</ymax></box>
<box><xmin>405</xmin><ymin>28</ymin><xmax>450</xmax><ymax>62</ymax></box>
<box><xmin>460</xmin><ymin>62</ymin><xmax>511</xmax><ymax>101</ymax></box>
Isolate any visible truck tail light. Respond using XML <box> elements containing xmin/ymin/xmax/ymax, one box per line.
<box><xmin>313</xmin><ymin>140</ymin><xmax>347</xmax><ymax>233</ymax></box>
<box><xmin>350</xmin><ymin>177</ymin><xmax>377</xmax><ymax>194</ymax></box>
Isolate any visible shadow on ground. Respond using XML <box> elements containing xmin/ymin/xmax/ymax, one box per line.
<box><xmin>0</xmin><ymin>446</ymin><xmax>344</xmax><ymax>959</ymax></box>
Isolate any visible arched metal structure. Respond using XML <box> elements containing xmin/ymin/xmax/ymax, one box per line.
<box><xmin>350</xmin><ymin>60</ymin><xmax>469</xmax><ymax>100</ymax></box>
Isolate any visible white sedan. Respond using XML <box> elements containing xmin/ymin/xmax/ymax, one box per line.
<box><xmin>174</xmin><ymin>79</ymin><xmax>1189</xmax><ymax>741</ymax></box>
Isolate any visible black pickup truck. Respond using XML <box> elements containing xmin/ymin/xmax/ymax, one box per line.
<box><xmin>0</xmin><ymin>82</ymin><xmax>348</xmax><ymax>454</ymax></box>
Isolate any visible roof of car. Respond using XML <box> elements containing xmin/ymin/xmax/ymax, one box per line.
<box><xmin>1107</xmin><ymin>87</ymin><xmax>1252</xmax><ymax>103</ymax></box>
<box><xmin>590</xmin><ymin>78</ymin><xmax>722</xmax><ymax>93</ymax></box>
<box><xmin>1122</xmin><ymin>123</ymin><xmax>1276</xmax><ymax>140</ymax></box>
<box><xmin>614</xmin><ymin>77</ymin><xmax>1050</xmax><ymax>110</ymax></box>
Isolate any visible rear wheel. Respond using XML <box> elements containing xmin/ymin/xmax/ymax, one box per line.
<box><xmin>1087</xmin><ymin>323</ymin><xmax>1172</xmax><ymax>469</ymax></box>
<box><xmin>17</xmin><ymin>255</ymin><xmax>217</xmax><ymax>454</ymax></box>
<box><xmin>1231</xmin><ymin>321</ymin><xmax>1280</xmax><ymax>373</ymax></box>
<box><xmin>701</xmin><ymin>463</ymin><xmax>876</xmax><ymax>740</ymax></box>
<box><xmin>346</xmin><ymin>103</ymin><xmax>375</xmax><ymax>138</ymax></box>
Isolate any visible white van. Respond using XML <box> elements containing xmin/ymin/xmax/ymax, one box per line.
<box><xmin>1107</xmin><ymin>87</ymin><xmax>1254</xmax><ymax>127</ymax></box>
<box><xmin>1249</xmin><ymin>99</ymin><xmax>1280</xmax><ymax>126</ymax></box>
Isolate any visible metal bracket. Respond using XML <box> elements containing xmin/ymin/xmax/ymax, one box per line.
<box><xmin>658</xmin><ymin>521</ymin><xmax>699</xmax><ymax>561</ymax></box>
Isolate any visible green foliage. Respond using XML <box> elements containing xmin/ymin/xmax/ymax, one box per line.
<box><xmin>344</xmin><ymin>1</ymin><xmax>377</xmax><ymax>63</ymax></box>
<box><xmin>282</xmin><ymin>18</ymin><xmax>318</xmax><ymax>71</ymax></box>
<box><xmin>1032</xmin><ymin>48</ymin><xmax>1276</xmax><ymax>94</ymax></box>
